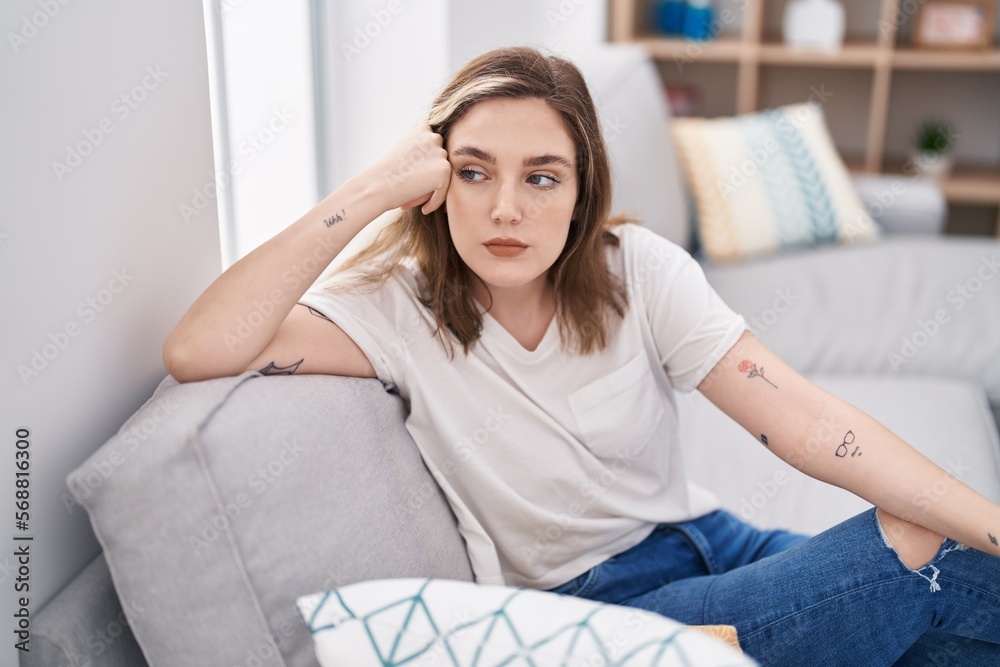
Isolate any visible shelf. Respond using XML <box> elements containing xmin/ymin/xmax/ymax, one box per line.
<box><xmin>610</xmin><ymin>0</ymin><xmax>1000</xmax><ymax>237</ymax></box>
<box><xmin>882</xmin><ymin>162</ymin><xmax>1000</xmax><ymax>204</ymax></box>
<box><xmin>893</xmin><ymin>48</ymin><xmax>1000</xmax><ymax>71</ymax></box>
<box><xmin>632</xmin><ymin>36</ymin><xmax>745</xmax><ymax>63</ymax></box>
<box><xmin>758</xmin><ymin>41</ymin><xmax>884</xmax><ymax>68</ymax></box>
<box><xmin>937</xmin><ymin>173</ymin><xmax>1000</xmax><ymax>205</ymax></box>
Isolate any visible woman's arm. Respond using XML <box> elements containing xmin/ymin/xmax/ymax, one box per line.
<box><xmin>163</xmin><ymin>124</ymin><xmax>450</xmax><ymax>382</ymax></box>
<box><xmin>697</xmin><ymin>330</ymin><xmax>1000</xmax><ymax>556</ymax></box>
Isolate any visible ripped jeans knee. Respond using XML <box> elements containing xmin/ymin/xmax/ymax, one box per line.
<box><xmin>874</xmin><ymin>509</ymin><xmax>970</xmax><ymax>592</ymax></box>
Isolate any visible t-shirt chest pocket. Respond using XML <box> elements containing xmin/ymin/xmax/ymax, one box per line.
<box><xmin>567</xmin><ymin>354</ymin><xmax>665</xmax><ymax>458</ymax></box>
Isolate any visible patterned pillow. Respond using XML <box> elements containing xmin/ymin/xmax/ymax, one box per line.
<box><xmin>670</xmin><ymin>102</ymin><xmax>879</xmax><ymax>262</ymax></box>
<box><xmin>296</xmin><ymin>577</ymin><xmax>757</xmax><ymax>666</ymax></box>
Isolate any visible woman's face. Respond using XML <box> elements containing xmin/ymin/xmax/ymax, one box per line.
<box><xmin>444</xmin><ymin>97</ymin><xmax>579</xmax><ymax>303</ymax></box>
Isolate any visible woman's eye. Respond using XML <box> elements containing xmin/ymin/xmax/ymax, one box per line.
<box><xmin>456</xmin><ymin>168</ymin><xmax>485</xmax><ymax>183</ymax></box>
<box><xmin>528</xmin><ymin>174</ymin><xmax>559</xmax><ymax>188</ymax></box>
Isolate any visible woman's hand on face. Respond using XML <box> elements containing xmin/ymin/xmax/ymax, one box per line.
<box><xmin>364</xmin><ymin>123</ymin><xmax>451</xmax><ymax>216</ymax></box>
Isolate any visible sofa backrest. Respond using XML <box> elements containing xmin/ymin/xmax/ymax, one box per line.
<box><xmin>67</xmin><ymin>372</ymin><xmax>473</xmax><ymax>667</ymax></box>
<box><xmin>573</xmin><ymin>44</ymin><xmax>692</xmax><ymax>250</ymax></box>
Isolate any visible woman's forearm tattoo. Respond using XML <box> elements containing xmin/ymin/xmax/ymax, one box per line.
<box><xmin>835</xmin><ymin>430</ymin><xmax>861</xmax><ymax>458</ymax></box>
<box><xmin>738</xmin><ymin>360</ymin><xmax>778</xmax><ymax>389</ymax></box>
<box><xmin>322</xmin><ymin>208</ymin><xmax>346</xmax><ymax>228</ymax></box>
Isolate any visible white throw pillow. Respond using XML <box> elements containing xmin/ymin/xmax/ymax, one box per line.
<box><xmin>296</xmin><ymin>577</ymin><xmax>757</xmax><ymax>666</ymax></box>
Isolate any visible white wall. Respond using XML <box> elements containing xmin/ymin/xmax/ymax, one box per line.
<box><xmin>448</xmin><ymin>0</ymin><xmax>608</xmax><ymax>71</ymax></box>
<box><xmin>316</xmin><ymin>0</ymin><xmax>608</xmax><ymax>220</ymax></box>
<box><xmin>0</xmin><ymin>1</ymin><xmax>220</xmax><ymax>663</ymax></box>
<box><xmin>216</xmin><ymin>0</ymin><xmax>319</xmax><ymax>264</ymax></box>
<box><xmin>318</xmin><ymin>0</ymin><xmax>451</xmax><ymax>196</ymax></box>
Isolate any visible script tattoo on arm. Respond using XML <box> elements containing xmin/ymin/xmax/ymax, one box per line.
<box><xmin>835</xmin><ymin>430</ymin><xmax>862</xmax><ymax>458</ymax></box>
<box><xmin>307</xmin><ymin>306</ymin><xmax>333</xmax><ymax>323</ymax></box>
<box><xmin>738</xmin><ymin>360</ymin><xmax>778</xmax><ymax>388</ymax></box>
<box><xmin>258</xmin><ymin>359</ymin><xmax>304</xmax><ymax>376</ymax></box>
<box><xmin>990</xmin><ymin>533</ymin><xmax>998</xmax><ymax>548</ymax></box>
<box><xmin>322</xmin><ymin>208</ymin><xmax>346</xmax><ymax>228</ymax></box>
<box><xmin>760</xmin><ymin>434</ymin><xmax>769</xmax><ymax>446</ymax></box>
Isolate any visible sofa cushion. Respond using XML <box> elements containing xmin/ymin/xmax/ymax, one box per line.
<box><xmin>671</xmin><ymin>102</ymin><xmax>879</xmax><ymax>262</ymax></box>
<box><xmin>24</xmin><ymin>553</ymin><xmax>148</xmax><ymax>667</ymax></box>
<box><xmin>677</xmin><ymin>374</ymin><xmax>1000</xmax><ymax>536</ymax></box>
<box><xmin>296</xmin><ymin>577</ymin><xmax>755</xmax><ymax>666</ymax></box>
<box><xmin>701</xmin><ymin>236</ymin><xmax>1000</xmax><ymax>407</ymax></box>
<box><xmin>66</xmin><ymin>372</ymin><xmax>474</xmax><ymax>667</ymax></box>
<box><xmin>572</xmin><ymin>44</ymin><xmax>692</xmax><ymax>249</ymax></box>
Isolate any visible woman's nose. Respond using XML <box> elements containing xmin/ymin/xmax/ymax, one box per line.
<box><xmin>490</xmin><ymin>180</ymin><xmax>522</xmax><ymax>224</ymax></box>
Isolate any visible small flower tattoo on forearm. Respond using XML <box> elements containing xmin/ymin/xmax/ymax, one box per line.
<box><xmin>738</xmin><ymin>360</ymin><xmax>778</xmax><ymax>388</ymax></box>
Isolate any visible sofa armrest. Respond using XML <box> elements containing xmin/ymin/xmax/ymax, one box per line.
<box><xmin>23</xmin><ymin>553</ymin><xmax>149</xmax><ymax>667</ymax></box>
<box><xmin>851</xmin><ymin>173</ymin><xmax>946</xmax><ymax>235</ymax></box>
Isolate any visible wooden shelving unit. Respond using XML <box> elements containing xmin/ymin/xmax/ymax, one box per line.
<box><xmin>610</xmin><ymin>0</ymin><xmax>1000</xmax><ymax>236</ymax></box>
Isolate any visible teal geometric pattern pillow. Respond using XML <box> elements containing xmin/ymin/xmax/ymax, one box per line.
<box><xmin>296</xmin><ymin>577</ymin><xmax>757</xmax><ymax>666</ymax></box>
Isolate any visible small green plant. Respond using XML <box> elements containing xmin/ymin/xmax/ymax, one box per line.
<box><xmin>915</xmin><ymin>120</ymin><xmax>956</xmax><ymax>155</ymax></box>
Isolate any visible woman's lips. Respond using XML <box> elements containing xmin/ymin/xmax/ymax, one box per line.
<box><xmin>485</xmin><ymin>243</ymin><xmax>527</xmax><ymax>257</ymax></box>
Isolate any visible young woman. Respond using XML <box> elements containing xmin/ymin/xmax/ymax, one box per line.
<box><xmin>163</xmin><ymin>47</ymin><xmax>1000</xmax><ymax>665</ymax></box>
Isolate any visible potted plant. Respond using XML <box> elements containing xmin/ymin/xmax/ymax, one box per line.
<box><xmin>911</xmin><ymin>119</ymin><xmax>957</xmax><ymax>178</ymax></box>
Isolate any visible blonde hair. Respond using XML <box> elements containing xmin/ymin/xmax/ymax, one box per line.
<box><xmin>326</xmin><ymin>46</ymin><xmax>631</xmax><ymax>358</ymax></box>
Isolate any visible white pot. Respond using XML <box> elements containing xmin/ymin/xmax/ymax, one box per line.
<box><xmin>783</xmin><ymin>0</ymin><xmax>845</xmax><ymax>51</ymax></box>
<box><xmin>910</xmin><ymin>150</ymin><xmax>954</xmax><ymax>179</ymax></box>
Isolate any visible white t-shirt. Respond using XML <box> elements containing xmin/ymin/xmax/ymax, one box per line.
<box><xmin>298</xmin><ymin>223</ymin><xmax>748</xmax><ymax>590</ymax></box>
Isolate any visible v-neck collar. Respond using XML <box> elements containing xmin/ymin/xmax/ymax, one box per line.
<box><xmin>479</xmin><ymin>308</ymin><xmax>559</xmax><ymax>362</ymax></box>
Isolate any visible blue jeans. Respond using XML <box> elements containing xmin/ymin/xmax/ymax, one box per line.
<box><xmin>544</xmin><ymin>508</ymin><xmax>1000</xmax><ymax>666</ymax></box>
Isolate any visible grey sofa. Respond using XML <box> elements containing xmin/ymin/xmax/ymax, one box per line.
<box><xmin>27</xmin><ymin>45</ymin><xmax>1000</xmax><ymax>667</ymax></box>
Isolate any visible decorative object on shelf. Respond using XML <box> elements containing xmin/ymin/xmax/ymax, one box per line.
<box><xmin>911</xmin><ymin>119</ymin><xmax>958</xmax><ymax>178</ymax></box>
<box><xmin>682</xmin><ymin>0</ymin><xmax>715</xmax><ymax>40</ymax></box>
<box><xmin>913</xmin><ymin>1</ymin><xmax>996</xmax><ymax>50</ymax></box>
<box><xmin>654</xmin><ymin>0</ymin><xmax>688</xmax><ymax>36</ymax></box>
<box><xmin>782</xmin><ymin>0</ymin><xmax>846</xmax><ymax>51</ymax></box>
<box><xmin>665</xmin><ymin>84</ymin><xmax>704</xmax><ymax>117</ymax></box>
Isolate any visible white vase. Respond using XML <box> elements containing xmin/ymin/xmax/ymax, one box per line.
<box><xmin>910</xmin><ymin>150</ymin><xmax>954</xmax><ymax>179</ymax></box>
<box><xmin>783</xmin><ymin>0</ymin><xmax>845</xmax><ymax>51</ymax></box>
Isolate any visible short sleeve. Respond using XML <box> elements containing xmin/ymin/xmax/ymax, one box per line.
<box><xmin>625</xmin><ymin>225</ymin><xmax>749</xmax><ymax>391</ymax></box>
<box><xmin>297</xmin><ymin>270</ymin><xmax>420</xmax><ymax>395</ymax></box>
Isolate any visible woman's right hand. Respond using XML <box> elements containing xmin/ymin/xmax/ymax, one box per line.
<box><xmin>362</xmin><ymin>123</ymin><xmax>452</xmax><ymax>216</ymax></box>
